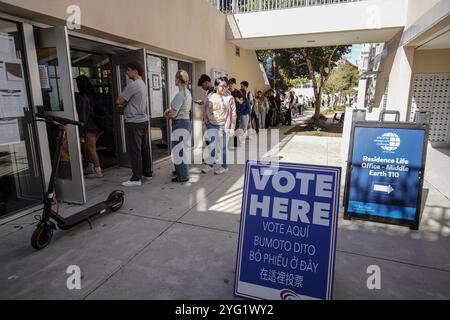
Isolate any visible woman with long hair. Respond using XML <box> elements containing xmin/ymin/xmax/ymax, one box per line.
<box><xmin>75</xmin><ymin>75</ymin><xmax>103</xmax><ymax>178</ymax></box>
<box><xmin>202</xmin><ymin>77</ymin><xmax>236</xmax><ymax>175</ymax></box>
<box><xmin>255</xmin><ymin>91</ymin><xmax>268</xmax><ymax>130</ymax></box>
<box><xmin>164</xmin><ymin>70</ymin><xmax>192</xmax><ymax>183</ymax></box>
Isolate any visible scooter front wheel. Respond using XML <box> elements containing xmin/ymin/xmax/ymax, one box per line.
<box><xmin>31</xmin><ymin>224</ymin><xmax>54</xmax><ymax>250</ymax></box>
<box><xmin>110</xmin><ymin>195</ymin><xmax>124</xmax><ymax>212</ymax></box>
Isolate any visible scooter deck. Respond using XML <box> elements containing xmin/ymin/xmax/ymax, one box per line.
<box><xmin>58</xmin><ymin>201</ymin><xmax>111</xmax><ymax>230</ymax></box>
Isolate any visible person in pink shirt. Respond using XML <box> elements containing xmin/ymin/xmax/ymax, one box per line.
<box><xmin>202</xmin><ymin>77</ymin><xmax>236</xmax><ymax>175</ymax></box>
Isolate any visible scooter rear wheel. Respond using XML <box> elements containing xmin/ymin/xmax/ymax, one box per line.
<box><xmin>31</xmin><ymin>225</ymin><xmax>54</xmax><ymax>250</ymax></box>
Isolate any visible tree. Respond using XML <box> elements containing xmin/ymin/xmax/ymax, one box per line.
<box><xmin>289</xmin><ymin>76</ymin><xmax>309</xmax><ymax>88</ymax></box>
<box><xmin>257</xmin><ymin>46</ymin><xmax>351</xmax><ymax>122</ymax></box>
<box><xmin>324</xmin><ymin>61</ymin><xmax>359</xmax><ymax>97</ymax></box>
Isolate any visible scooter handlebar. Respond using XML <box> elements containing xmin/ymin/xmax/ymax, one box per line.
<box><xmin>35</xmin><ymin>113</ymin><xmax>83</xmax><ymax>127</ymax></box>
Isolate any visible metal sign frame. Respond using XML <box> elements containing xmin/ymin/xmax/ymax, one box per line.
<box><xmin>344</xmin><ymin>121</ymin><xmax>429</xmax><ymax>230</ymax></box>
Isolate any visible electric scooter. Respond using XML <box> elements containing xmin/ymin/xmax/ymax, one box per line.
<box><xmin>31</xmin><ymin>113</ymin><xmax>125</xmax><ymax>250</ymax></box>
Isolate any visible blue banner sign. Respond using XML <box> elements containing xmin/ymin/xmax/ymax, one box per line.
<box><xmin>235</xmin><ymin>161</ymin><xmax>341</xmax><ymax>300</ymax></box>
<box><xmin>346</xmin><ymin>126</ymin><xmax>426</xmax><ymax>226</ymax></box>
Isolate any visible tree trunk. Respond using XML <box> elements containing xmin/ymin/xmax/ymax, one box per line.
<box><xmin>305</xmin><ymin>55</ymin><xmax>322</xmax><ymax>123</ymax></box>
<box><xmin>314</xmin><ymin>93</ymin><xmax>321</xmax><ymax>122</ymax></box>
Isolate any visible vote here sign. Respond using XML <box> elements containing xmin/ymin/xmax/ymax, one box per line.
<box><xmin>234</xmin><ymin>161</ymin><xmax>341</xmax><ymax>300</ymax></box>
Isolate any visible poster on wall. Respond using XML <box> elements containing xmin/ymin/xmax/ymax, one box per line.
<box><xmin>39</xmin><ymin>64</ymin><xmax>51</xmax><ymax>91</ymax></box>
<box><xmin>0</xmin><ymin>33</ymin><xmax>16</xmax><ymax>58</ymax></box>
<box><xmin>0</xmin><ymin>57</ymin><xmax>27</xmax><ymax>118</ymax></box>
<box><xmin>152</xmin><ymin>73</ymin><xmax>160</xmax><ymax>91</ymax></box>
<box><xmin>147</xmin><ymin>55</ymin><xmax>165</xmax><ymax>118</ymax></box>
<box><xmin>168</xmin><ymin>60</ymin><xmax>179</xmax><ymax>102</ymax></box>
<box><xmin>0</xmin><ymin>119</ymin><xmax>21</xmax><ymax>146</ymax></box>
<box><xmin>150</xmin><ymin>73</ymin><xmax>164</xmax><ymax>118</ymax></box>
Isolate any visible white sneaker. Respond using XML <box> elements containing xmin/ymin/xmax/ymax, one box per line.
<box><xmin>215</xmin><ymin>167</ymin><xmax>229</xmax><ymax>175</ymax></box>
<box><xmin>84</xmin><ymin>163</ymin><xmax>95</xmax><ymax>175</ymax></box>
<box><xmin>85</xmin><ymin>171</ymin><xmax>103</xmax><ymax>179</ymax></box>
<box><xmin>122</xmin><ymin>180</ymin><xmax>142</xmax><ymax>187</ymax></box>
<box><xmin>202</xmin><ymin>166</ymin><xmax>214</xmax><ymax>174</ymax></box>
<box><xmin>143</xmin><ymin>176</ymin><xmax>153</xmax><ymax>181</ymax></box>
<box><xmin>86</xmin><ymin>167</ymin><xmax>103</xmax><ymax>179</ymax></box>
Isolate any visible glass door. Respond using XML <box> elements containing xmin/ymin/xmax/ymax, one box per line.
<box><xmin>111</xmin><ymin>49</ymin><xmax>151</xmax><ymax>168</ymax></box>
<box><xmin>147</xmin><ymin>54</ymin><xmax>170</xmax><ymax>161</ymax></box>
<box><xmin>34</xmin><ymin>26</ymin><xmax>85</xmax><ymax>204</ymax></box>
<box><xmin>0</xmin><ymin>19</ymin><xmax>44</xmax><ymax>219</ymax></box>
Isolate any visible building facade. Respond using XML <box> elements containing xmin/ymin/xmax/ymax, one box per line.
<box><xmin>0</xmin><ymin>0</ymin><xmax>270</xmax><ymax>221</ymax></box>
<box><xmin>0</xmin><ymin>0</ymin><xmax>449</xmax><ymax>222</ymax></box>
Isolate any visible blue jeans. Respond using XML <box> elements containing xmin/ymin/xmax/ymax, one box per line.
<box><xmin>171</xmin><ymin>119</ymin><xmax>191</xmax><ymax>181</ymax></box>
<box><xmin>207</xmin><ymin>124</ymin><xmax>229</xmax><ymax>169</ymax></box>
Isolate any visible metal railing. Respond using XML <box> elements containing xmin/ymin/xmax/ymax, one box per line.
<box><xmin>209</xmin><ymin>0</ymin><xmax>366</xmax><ymax>14</ymax></box>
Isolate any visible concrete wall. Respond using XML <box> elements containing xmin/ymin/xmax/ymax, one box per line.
<box><xmin>402</xmin><ymin>0</ymin><xmax>450</xmax><ymax>46</ymax></box>
<box><xmin>229</xmin><ymin>0</ymin><xmax>407</xmax><ymax>39</ymax></box>
<box><xmin>373</xmin><ymin>30</ymin><xmax>403</xmax><ymax>110</ymax></box>
<box><xmin>405</xmin><ymin>0</ymin><xmax>442</xmax><ymax>28</ymax></box>
<box><xmin>371</xmin><ymin>0</ymin><xmax>450</xmax><ymax>120</ymax></box>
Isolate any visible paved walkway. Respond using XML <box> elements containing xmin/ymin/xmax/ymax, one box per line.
<box><xmin>0</xmin><ymin>115</ymin><xmax>449</xmax><ymax>300</ymax></box>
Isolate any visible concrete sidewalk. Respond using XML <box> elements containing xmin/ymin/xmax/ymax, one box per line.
<box><xmin>0</xmin><ymin>116</ymin><xmax>449</xmax><ymax>300</ymax></box>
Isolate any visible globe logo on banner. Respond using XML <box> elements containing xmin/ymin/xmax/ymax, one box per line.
<box><xmin>374</xmin><ymin>132</ymin><xmax>401</xmax><ymax>152</ymax></box>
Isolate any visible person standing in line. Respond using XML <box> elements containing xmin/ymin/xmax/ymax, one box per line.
<box><xmin>275</xmin><ymin>91</ymin><xmax>281</xmax><ymax>125</ymax></box>
<box><xmin>262</xmin><ymin>91</ymin><xmax>270</xmax><ymax>128</ymax></box>
<box><xmin>197</xmin><ymin>74</ymin><xmax>214</xmax><ymax>98</ymax></box>
<box><xmin>284</xmin><ymin>91</ymin><xmax>294</xmax><ymax>126</ymax></box>
<box><xmin>267</xmin><ymin>89</ymin><xmax>277</xmax><ymax>127</ymax></box>
<box><xmin>239</xmin><ymin>85</ymin><xmax>252</xmax><ymax>143</ymax></box>
<box><xmin>197</xmin><ymin>74</ymin><xmax>215</xmax><ymax>125</ymax></box>
<box><xmin>75</xmin><ymin>75</ymin><xmax>104</xmax><ymax>179</ymax></box>
<box><xmin>263</xmin><ymin>91</ymin><xmax>269</xmax><ymax>128</ymax></box>
<box><xmin>254</xmin><ymin>91</ymin><xmax>268</xmax><ymax>130</ymax></box>
<box><xmin>241</xmin><ymin>81</ymin><xmax>258</xmax><ymax>135</ymax></box>
<box><xmin>203</xmin><ymin>77</ymin><xmax>236</xmax><ymax>175</ymax></box>
<box><xmin>164</xmin><ymin>70</ymin><xmax>192</xmax><ymax>183</ymax></box>
<box><xmin>116</xmin><ymin>61</ymin><xmax>152</xmax><ymax>187</ymax></box>
<box><xmin>298</xmin><ymin>94</ymin><xmax>305</xmax><ymax>116</ymax></box>
<box><xmin>197</xmin><ymin>74</ymin><xmax>214</xmax><ymax>161</ymax></box>
<box><xmin>228</xmin><ymin>78</ymin><xmax>244</xmax><ymax>146</ymax></box>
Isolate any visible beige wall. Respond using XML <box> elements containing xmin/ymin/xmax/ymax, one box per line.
<box><xmin>413</xmin><ymin>49</ymin><xmax>450</xmax><ymax>74</ymax></box>
<box><xmin>0</xmin><ymin>0</ymin><xmax>269</xmax><ymax>151</ymax></box>
<box><xmin>0</xmin><ymin>0</ymin><xmax>269</xmax><ymax>101</ymax></box>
